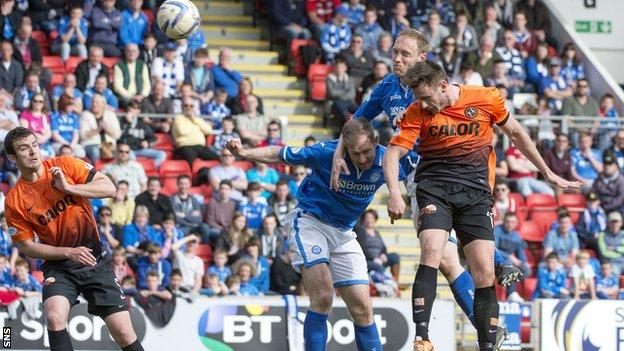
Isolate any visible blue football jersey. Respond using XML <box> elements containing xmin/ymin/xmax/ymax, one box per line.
<box><xmin>280</xmin><ymin>140</ymin><xmax>409</xmax><ymax>230</ymax></box>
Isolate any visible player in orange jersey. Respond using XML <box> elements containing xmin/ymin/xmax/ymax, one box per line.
<box><xmin>3</xmin><ymin>127</ymin><xmax>144</xmax><ymax>351</ymax></box>
<box><xmin>383</xmin><ymin>61</ymin><xmax>581</xmax><ymax>351</ymax></box>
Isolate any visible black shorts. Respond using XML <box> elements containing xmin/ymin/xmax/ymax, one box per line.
<box><xmin>415</xmin><ymin>179</ymin><xmax>495</xmax><ymax>245</ymax></box>
<box><xmin>42</xmin><ymin>257</ymin><xmax>128</xmax><ymax>319</ymax></box>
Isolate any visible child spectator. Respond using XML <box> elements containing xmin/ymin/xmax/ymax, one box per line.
<box><xmin>136</xmin><ymin>243</ymin><xmax>172</xmax><ymax>290</ymax></box>
<box><xmin>596</xmin><ymin>261</ymin><xmax>619</xmax><ymax>300</ymax></box>
<box><xmin>534</xmin><ymin>252</ymin><xmax>569</xmax><ymax>299</ymax></box>
<box><xmin>211</xmin><ymin>117</ymin><xmax>240</xmax><ymax>153</ymax></box>
<box><xmin>207</xmin><ymin>249</ymin><xmax>232</xmax><ymax>283</ymax></box>
<box><xmin>241</xmin><ymin>237</ymin><xmax>271</xmax><ymax>294</ymax></box>
<box><xmin>97</xmin><ymin>206</ymin><xmax>120</xmax><ymax>253</ymax></box>
<box><xmin>576</xmin><ymin>191</ymin><xmax>606</xmax><ymax>249</ymax></box>
<box><xmin>226</xmin><ymin>275</ymin><xmax>241</xmax><ymax>296</ymax></box>
<box><xmin>320</xmin><ymin>7</ymin><xmax>351</xmax><ymax>63</ymax></box>
<box><xmin>233</xmin><ymin>259</ymin><xmax>262</xmax><ymax>296</ymax></box>
<box><xmin>171</xmin><ymin>235</ymin><xmax>205</xmax><ymax>296</ymax></box>
<box><xmin>569</xmin><ymin>251</ymin><xmax>597</xmax><ymax>299</ymax></box>
<box><xmin>202</xmin><ymin>88</ymin><xmax>230</xmax><ymax>130</ymax></box>
<box><xmin>121</xmin><ymin>276</ymin><xmax>138</xmax><ymax>297</ymax></box>
<box><xmin>160</xmin><ymin>213</ymin><xmax>185</xmax><ymax>258</ymax></box>
<box><xmin>494</xmin><ymin>212</ymin><xmax>530</xmax><ymax>302</ymax></box>
<box><xmin>10</xmin><ymin>259</ymin><xmax>42</xmax><ymax>297</ymax></box>
<box><xmin>139</xmin><ymin>32</ymin><xmax>158</xmax><ymax>68</ymax></box>
<box><xmin>138</xmin><ymin>271</ymin><xmax>173</xmax><ymax>302</ymax></box>
<box><xmin>237</xmin><ymin>182</ymin><xmax>269</xmax><ymax>231</ymax></box>
<box><xmin>246</xmin><ymin>162</ymin><xmax>280</xmax><ymax>199</ymax></box>
<box><xmin>168</xmin><ymin>269</ymin><xmax>189</xmax><ymax>297</ymax></box>
<box><xmin>201</xmin><ymin>273</ymin><xmax>229</xmax><ymax>297</ymax></box>
<box><xmin>112</xmin><ymin>246</ymin><xmax>134</xmax><ymax>283</ymax></box>
<box><xmin>270</xmin><ymin>251</ymin><xmax>300</xmax><ymax>295</ymax></box>
<box><xmin>122</xmin><ymin>205</ymin><xmax>163</xmax><ymax>255</ymax></box>
<box><xmin>135</xmin><ymin>272</ymin><xmax>174</xmax><ymax>327</ymax></box>
<box><xmin>258</xmin><ymin>214</ymin><xmax>284</xmax><ymax>263</ymax></box>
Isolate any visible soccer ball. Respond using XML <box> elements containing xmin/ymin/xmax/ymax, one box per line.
<box><xmin>157</xmin><ymin>0</ymin><xmax>201</xmax><ymax>40</ymax></box>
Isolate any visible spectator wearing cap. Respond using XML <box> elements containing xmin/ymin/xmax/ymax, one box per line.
<box><xmin>120</xmin><ymin>0</ymin><xmax>148</xmax><ymax>47</ymax></box>
<box><xmin>135</xmin><ymin>177</ymin><xmax>174</xmax><ymax>227</ymax></box>
<box><xmin>75</xmin><ymin>46</ymin><xmax>109</xmax><ymax>91</ymax></box>
<box><xmin>539</xmin><ymin>57</ymin><xmax>572</xmax><ymax>114</ymax></box>
<box><xmin>596</xmin><ymin>212</ymin><xmax>624</xmax><ymax>275</ymax></box>
<box><xmin>543</xmin><ymin>133</ymin><xmax>575</xmax><ymax>184</ymax></box>
<box><xmin>113</xmin><ymin>43</ymin><xmax>151</xmax><ymax>107</ymax></box>
<box><xmin>305</xmin><ymin>0</ymin><xmax>342</xmax><ymax>40</ymax></box>
<box><xmin>88</xmin><ymin>0</ymin><xmax>122</xmax><ymax>57</ymax></box>
<box><xmin>354</xmin><ymin>8</ymin><xmax>383</xmax><ymax>51</ymax></box>
<box><xmin>544</xmin><ymin>211</ymin><xmax>579</xmax><ymax>267</ymax></box>
<box><xmin>561</xmin><ymin>78</ymin><xmax>599</xmax><ymax>117</ymax></box>
<box><xmin>570</xmin><ymin>132</ymin><xmax>603</xmax><ymax>189</ymax></box>
<box><xmin>212</xmin><ymin>48</ymin><xmax>243</xmax><ymax>98</ymax></box>
<box><xmin>51</xmin><ymin>5</ymin><xmax>88</xmax><ymax>62</ymax></box>
<box><xmin>320</xmin><ymin>6</ymin><xmax>351</xmax><ymax>63</ymax></box>
<box><xmin>151</xmin><ymin>43</ymin><xmax>185</xmax><ymax>99</ymax></box>
<box><xmin>576</xmin><ymin>191</ymin><xmax>607</xmax><ymax>249</ymax></box>
<box><xmin>592</xmin><ymin>152</ymin><xmax>624</xmax><ymax>215</ymax></box>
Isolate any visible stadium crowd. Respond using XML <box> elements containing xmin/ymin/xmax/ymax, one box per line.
<box><xmin>0</xmin><ymin>0</ymin><xmax>622</xmax><ymax>312</ymax></box>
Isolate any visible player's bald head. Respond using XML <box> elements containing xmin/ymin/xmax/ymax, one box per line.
<box><xmin>342</xmin><ymin>118</ymin><xmax>375</xmax><ymax>147</ymax></box>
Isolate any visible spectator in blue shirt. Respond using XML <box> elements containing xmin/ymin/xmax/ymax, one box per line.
<box><xmin>534</xmin><ymin>252</ymin><xmax>569</xmax><ymax>299</ymax></box>
<box><xmin>10</xmin><ymin>259</ymin><xmax>42</xmax><ymax>296</ymax></box>
<box><xmin>337</xmin><ymin>0</ymin><xmax>365</xmax><ymax>27</ymax></box>
<box><xmin>122</xmin><ymin>205</ymin><xmax>164</xmax><ymax>255</ymax></box>
<box><xmin>211</xmin><ymin>117</ymin><xmax>240</xmax><ymax>153</ymax></box>
<box><xmin>202</xmin><ymin>89</ymin><xmax>230</xmax><ymax>130</ymax></box>
<box><xmin>0</xmin><ymin>214</ymin><xmax>17</xmax><ymax>267</ymax></box>
<box><xmin>51</xmin><ymin>6</ymin><xmax>88</xmax><ymax>61</ymax></box>
<box><xmin>135</xmin><ymin>243</ymin><xmax>172</xmax><ymax>290</ymax></box>
<box><xmin>385</xmin><ymin>1</ymin><xmax>410</xmax><ymax>41</ymax></box>
<box><xmin>50</xmin><ymin>94</ymin><xmax>86</xmax><ymax>158</ymax></box>
<box><xmin>320</xmin><ymin>7</ymin><xmax>351</xmax><ymax>63</ymax></box>
<box><xmin>494</xmin><ymin>212</ymin><xmax>530</xmax><ymax>301</ymax></box>
<box><xmin>495</xmin><ymin>30</ymin><xmax>526</xmax><ymax>86</ymax></box>
<box><xmin>576</xmin><ymin>191</ymin><xmax>607</xmax><ymax>248</ymax></box>
<box><xmin>51</xmin><ymin>73</ymin><xmax>83</xmax><ymax>112</ymax></box>
<box><xmin>246</xmin><ymin>162</ymin><xmax>280</xmax><ymax>199</ymax></box>
<box><xmin>241</xmin><ymin>236</ymin><xmax>271</xmax><ymax>294</ymax></box>
<box><xmin>212</xmin><ymin>48</ymin><xmax>243</xmax><ymax>97</ymax></box>
<box><xmin>570</xmin><ymin>132</ymin><xmax>603</xmax><ymax>189</ymax></box>
<box><xmin>269</xmin><ymin>0</ymin><xmax>311</xmax><ymax>49</ymax></box>
<box><xmin>544</xmin><ymin>212</ymin><xmax>580</xmax><ymax>267</ymax></box>
<box><xmin>187</xmin><ymin>29</ymin><xmax>208</xmax><ymax>57</ymax></box>
<box><xmin>233</xmin><ymin>259</ymin><xmax>263</xmax><ymax>296</ymax></box>
<box><xmin>120</xmin><ymin>0</ymin><xmax>148</xmax><ymax>46</ymax></box>
<box><xmin>83</xmin><ymin>74</ymin><xmax>119</xmax><ymax>111</ymax></box>
<box><xmin>596</xmin><ymin>261</ymin><xmax>619</xmax><ymax>299</ymax></box>
<box><xmin>207</xmin><ymin>249</ymin><xmax>232</xmax><ymax>283</ymax></box>
<box><xmin>185</xmin><ymin>48</ymin><xmax>215</xmax><ymax>107</ymax></box>
<box><xmin>0</xmin><ymin>254</ymin><xmax>12</xmax><ymax>287</ymax></box>
<box><xmin>237</xmin><ymin>182</ymin><xmax>269</xmax><ymax>231</ymax></box>
<box><xmin>559</xmin><ymin>43</ymin><xmax>585</xmax><ymax>87</ymax></box>
<box><xmin>354</xmin><ymin>8</ymin><xmax>384</xmax><ymax>51</ymax></box>
<box><xmin>540</xmin><ymin>58</ymin><xmax>573</xmax><ymax>114</ymax></box>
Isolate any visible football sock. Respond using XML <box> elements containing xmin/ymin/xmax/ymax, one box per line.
<box><xmin>450</xmin><ymin>270</ymin><xmax>476</xmax><ymax>326</ymax></box>
<box><xmin>412</xmin><ymin>264</ymin><xmax>438</xmax><ymax>341</ymax></box>
<box><xmin>354</xmin><ymin>322</ymin><xmax>383</xmax><ymax>351</ymax></box>
<box><xmin>121</xmin><ymin>339</ymin><xmax>145</xmax><ymax>351</ymax></box>
<box><xmin>474</xmin><ymin>286</ymin><xmax>500</xmax><ymax>349</ymax></box>
<box><xmin>304</xmin><ymin>309</ymin><xmax>328</xmax><ymax>351</ymax></box>
<box><xmin>48</xmin><ymin>329</ymin><xmax>73</xmax><ymax>351</ymax></box>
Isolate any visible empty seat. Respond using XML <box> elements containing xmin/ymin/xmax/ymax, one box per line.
<box><xmin>520</xmin><ymin>277</ymin><xmax>537</xmax><ymax>300</ymax></box>
<box><xmin>192</xmin><ymin>159</ymin><xmax>220</xmax><ymax>176</ymax></box>
<box><xmin>136</xmin><ymin>157</ymin><xmax>158</xmax><ymax>177</ymax></box>
<box><xmin>159</xmin><ymin>159</ymin><xmax>192</xmax><ymax>179</ymax></box>
<box><xmin>234</xmin><ymin>160</ymin><xmax>253</xmax><ymax>171</ymax></box>
<box><xmin>290</xmin><ymin>39</ymin><xmax>318</xmax><ymax>76</ymax></box>
<box><xmin>154</xmin><ymin>133</ymin><xmax>175</xmax><ymax>151</ymax></box>
<box><xmin>43</xmin><ymin>55</ymin><xmax>65</xmax><ymax>74</ymax></box>
<box><xmin>558</xmin><ymin>193</ymin><xmax>586</xmax><ymax>209</ymax></box>
<box><xmin>518</xmin><ymin>220</ymin><xmax>546</xmax><ymax>243</ymax></box>
<box><xmin>530</xmin><ymin>209</ymin><xmax>557</xmax><ymax>233</ymax></box>
<box><xmin>526</xmin><ymin>193</ymin><xmax>557</xmax><ymax>210</ymax></box>
<box><xmin>307</xmin><ymin>63</ymin><xmax>333</xmax><ymax>102</ymax></box>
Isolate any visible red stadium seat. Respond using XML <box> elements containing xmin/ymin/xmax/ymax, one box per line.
<box><xmin>159</xmin><ymin>160</ymin><xmax>192</xmax><ymax>179</ymax></box>
<box><xmin>142</xmin><ymin>9</ymin><xmax>155</xmax><ymax>29</ymax></box>
<box><xmin>307</xmin><ymin>63</ymin><xmax>333</xmax><ymax>102</ymax></box>
<box><xmin>43</xmin><ymin>55</ymin><xmax>65</xmax><ymax>74</ymax></box>
<box><xmin>530</xmin><ymin>209</ymin><xmax>558</xmax><ymax>233</ymax></box>
<box><xmin>136</xmin><ymin>157</ymin><xmax>158</xmax><ymax>177</ymax></box>
<box><xmin>495</xmin><ymin>285</ymin><xmax>507</xmax><ymax>301</ymax></box>
<box><xmin>206</xmin><ymin>134</ymin><xmax>215</xmax><ymax>146</ymax></box>
<box><xmin>154</xmin><ymin>133</ymin><xmax>175</xmax><ymax>151</ymax></box>
<box><xmin>94</xmin><ymin>158</ymin><xmax>114</xmax><ymax>171</ymax></box>
<box><xmin>49</xmin><ymin>73</ymin><xmax>64</xmax><ymax>90</ymax></box>
<box><xmin>32</xmin><ymin>31</ymin><xmax>50</xmax><ymax>54</ymax></box>
<box><xmin>101</xmin><ymin>57</ymin><xmax>120</xmax><ymax>70</ymax></box>
<box><xmin>520</xmin><ymin>277</ymin><xmax>537</xmax><ymax>300</ymax></box>
<box><xmin>32</xmin><ymin>270</ymin><xmax>44</xmax><ymax>284</ymax></box>
<box><xmin>191</xmin><ymin>159</ymin><xmax>220</xmax><ymax>176</ymax></box>
<box><xmin>508</xmin><ymin>192</ymin><xmax>526</xmax><ymax>209</ymax></box>
<box><xmin>65</xmin><ymin>56</ymin><xmax>84</xmax><ymax>73</ymax></box>
<box><xmin>197</xmin><ymin>244</ymin><xmax>213</xmax><ymax>267</ymax></box>
<box><xmin>0</xmin><ymin>183</ymin><xmax>9</xmax><ymax>195</ymax></box>
<box><xmin>526</xmin><ymin>193</ymin><xmax>557</xmax><ymax>210</ymax></box>
<box><xmin>234</xmin><ymin>160</ymin><xmax>253</xmax><ymax>171</ymax></box>
<box><xmin>189</xmin><ymin>185</ymin><xmax>213</xmax><ymax>203</ymax></box>
<box><xmin>290</xmin><ymin>39</ymin><xmax>318</xmax><ymax>76</ymax></box>
<box><xmin>558</xmin><ymin>193</ymin><xmax>586</xmax><ymax>209</ymax></box>
<box><xmin>518</xmin><ymin>220</ymin><xmax>546</xmax><ymax>243</ymax></box>
<box><xmin>161</xmin><ymin>177</ymin><xmax>178</xmax><ymax>196</ymax></box>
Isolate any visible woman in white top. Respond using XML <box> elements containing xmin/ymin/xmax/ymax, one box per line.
<box><xmin>80</xmin><ymin>94</ymin><xmax>122</xmax><ymax>163</ymax></box>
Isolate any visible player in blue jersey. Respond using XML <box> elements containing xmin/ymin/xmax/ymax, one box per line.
<box><xmin>329</xmin><ymin>29</ymin><xmax>519</xmax><ymax>349</ymax></box>
<box><xmin>227</xmin><ymin>119</ymin><xmax>411</xmax><ymax>351</ymax></box>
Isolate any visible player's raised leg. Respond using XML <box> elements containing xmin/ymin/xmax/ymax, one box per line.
<box><xmin>438</xmin><ymin>240</ymin><xmax>475</xmax><ymax>323</ymax></box>
<box><xmin>301</xmin><ymin>264</ymin><xmax>335</xmax><ymax>351</ymax></box>
<box><xmin>44</xmin><ymin>296</ymin><xmax>73</xmax><ymax>351</ymax></box>
<box><xmin>104</xmin><ymin>311</ymin><xmax>143</xmax><ymax>350</ymax></box>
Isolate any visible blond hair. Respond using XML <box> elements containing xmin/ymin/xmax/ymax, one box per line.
<box><xmin>396</xmin><ymin>29</ymin><xmax>430</xmax><ymax>55</ymax></box>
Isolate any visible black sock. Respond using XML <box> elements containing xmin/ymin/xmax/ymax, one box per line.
<box><xmin>412</xmin><ymin>264</ymin><xmax>438</xmax><ymax>340</ymax></box>
<box><xmin>122</xmin><ymin>339</ymin><xmax>145</xmax><ymax>351</ymax></box>
<box><xmin>48</xmin><ymin>329</ymin><xmax>73</xmax><ymax>351</ymax></box>
<box><xmin>474</xmin><ymin>286</ymin><xmax>499</xmax><ymax>349</ymax></box>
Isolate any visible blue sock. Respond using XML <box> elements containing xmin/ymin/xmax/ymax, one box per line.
<box><xmin>450</xmin><ymin>270</ymin><xmax>476</xmax><ymax>327</ymax></box>
<box><xmin>354</xmin><ymin>322</ymin><xmax>383</xmax><ymax>351</ymax></box>
<box><xmin>494</xmin><ymin>248</ymin><xmax>510</xmax><ymax>266</ymax></box>
<box><xmin>304</xmin><ymin>309</ymin><xmax>328</xmax><ymax>351</ymax></box>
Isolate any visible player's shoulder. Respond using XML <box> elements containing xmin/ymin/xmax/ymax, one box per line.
<box><xmin>459</xmin><ymin>85</ymin><xmax>498</xmax><ymax>102</ymax></box>
<box><xmin>376</xmin><ymin>73</ymin><xmax>400</xmax><ymax>91</ymax></box>
<box><xmin>55</xmin><ymin>155</ymin><xmax>94</xmax><ymax>170</ymax></box>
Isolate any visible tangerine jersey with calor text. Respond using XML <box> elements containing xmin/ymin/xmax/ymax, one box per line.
<box><xmin>5</xmin><ymin>156</ymin><xmax>101</xmax><ymax>256</ymax></box>
<box><xmin>390</xmin><ymin>85</ymin><xmax>509</xmax><ymax>192</ymax></box>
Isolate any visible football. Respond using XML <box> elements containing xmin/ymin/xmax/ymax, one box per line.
<box><xmin>156</xmin><ymin>0</ymin><xmax>201</xmax><ymax>40</ymax></box>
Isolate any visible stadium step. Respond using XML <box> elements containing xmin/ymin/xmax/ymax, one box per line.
<box><xmin>207</xmin><ymin>38</ymin><xmax>270</xmax><ymax>51</ymax></box>
<box><xmin>202</xmin><ymin>14</ymin><xmax>253</xmax><ymax>26</ymax></box>
<box><xmin>203</xmin><ymin>1</ymin><xmax>245</xmax><ymax>16</ymax></box>
<box><xmin>285</xmin><ymin>114</ymin><xmax>323</xmax><ymax>126</ymax></box>
<box><xmin>264</xmin><ymin>100</ymin><xmax>319</xmax><ymax>116</ymax></box>
<box><xmin>232</xmin><ymin>63</ymin><xmax>288</xmax><ymax>75</ymax></box>
<box><xmin>254</xmin><ymin>88</ymin><xmax>305</xmax><ymax>99</ymax></box>
<box><xmin>202</xmin><ymin>25</ymin><xmax>262</xmax><ymax>40</ymax></box>
<box><xmin>284</xmin><ymin>126</ymin><xmax>332</xmax><ymax>140</ymax></box>
<box><xmin>209</xmin><ymin>51</ymin><xmax>279</xmax><ymax>65</ymax></box>
<box><xmin>252</xmin><ymin>75</ymin><xmax>306</xmax><ymax>90</ymax></box>
<box><xmin>380</xmin><ymin>231</ymin><xmax>418</xmax><ymax>247</ymax></box>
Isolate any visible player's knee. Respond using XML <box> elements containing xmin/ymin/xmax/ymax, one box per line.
<box><xmin>111</xmin><ymin>327</ymin><xmax>137</xmax><ymax>345</ymax></box>
<box><xmin>420</xmin><ymin>242</ymin><xmax>444</xmax><ymax>266</ymax></box>
<box><xmin>310</xmin><ymin>288</ymin><xmax>334</xmax><ymax>312</ymax></box>
<box><xmin>45</xmin><ymin>309</ymin><xmax>68</xmax><ymax>330</ymax></box>
<box><xmin>349</xmin><ymin>300</ymin><xmax>373</xmax><ymax>326</ymax></box>
<box><xmin>472</xmin><ymin>268</ymin><xmax>496</xmax><ymax>288</ymax></box>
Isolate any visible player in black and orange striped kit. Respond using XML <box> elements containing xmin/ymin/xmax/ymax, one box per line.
<box><xmin>383</xmin><ymin>61</ymin><xmax>581</xmax><ymax>351</ymax></box>
<box><xmin>3</xmin><ymin>127</ymin><xmax>144</xmax><ymax>351</ymax></box>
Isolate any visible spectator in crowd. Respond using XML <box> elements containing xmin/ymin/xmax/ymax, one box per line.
<box><xmin>360</xmin><ymin>60</ymin><xmax>390</xmax><ymax>99</ymax></box>
<box><xmin>123</xmin><ymin>205</ymin><xmax>163</xmax><ymax>255</ymax></box>
<box><xmin>50</xmin><ymin>94</ymin><xmax>85</xmax><ymax>158</ymax></box>
<box><xmin>51</xmin><ymin>73</ymin><xmax>83</xmax><ymax>112</ymax></box>
<box><xmin>561</xmin><ymin>78</ymin><xmax>599</xmax><ymax>117</ymax></box>
<box><xmin>202</xmin><ymin>88</ymin><xmax>230</xmax><ymax>130</ymax></box>
<box><xmin>598</xmin><ymin>94</ymin><xmax>620</xmax><ymax>151</ymax></box>
<box><xmin>451</xmin><ymin>11</ymin><xmax>478</xmax><ymax>55</ymax></box>
<box><xmin>454</xmin><ymin>0</ymin><xmax>484</xmax><ymax>28</ymax></box>
<box><xmin>326</xmin><ymin>58</ymin><xmax>356</xmax><ymax>122</ymax></box>
<box><xmin>320</xmin><ymin>6</ymin><xmax>351</xmax><ymax>63</ymax></box>
<box><xmin>511</xmin><ymin>11</ymin><xmax>536</xmax><ymax>56</ymax></box>
<box><xmin>596</xmin><ymin>261</ymin><xmax>619</xmax><ymax>299</ymax></box>
<box><xmin>356</xmin><ymin>209</ymin><xmax>401</xmax><ymax>282</ymax></box>
<box><xmin>102</xmin><ymin>141</ymin><xmax>148</xmax><ymax>198</ymax></box>
<box><xmin>576</xmin><ymin>191</ymin><xmax>607</xmax><ymax>249</ymax></box>
<box><xmin>204</xmin><ymin>180</ymin><xmax>238</xmax><ymax>240</ymax></box>
<box><xmin>540</xmin><ymin>58</ymin><xmax>573</xmax><ymax>114</ymax></box>
<box><xmin>215</xmin><ymin>211</ymin><xmax>252</xmax><ymax>262</ymax></box>
<box><xmin>466</xmin><ymin>35</ymin><xmax>497</xmax><ymax>80</ymax></box>
<box><xmin>525</xmin><ymin>42</ymin><xmax>550</xmax><ymax>92</ymax></box>
<box><xmin>88</xmin><ymin>0</ymin><xmax>122</xmax><ymax>57</ymax></box>
<box><xmin>151</xmin><ymin>43</ymin><xmax>184</xmax><ymax>98</ymax></box>
<box><xmin>493</xmin><ymin>132</ymin><xmax>510</xmax><ymax>178</ymax></box>
<box><xmin>28</xmin><ymin>0</ymin><xmax>62</xmax><ymax>33</ymax></box>
<box><xmin>184</xmin><ymin>48</ymin><xmax>215</xmax><ymax>106</ymax></box>
<box><xmin>354</xmin><ymin>8</ymin><xmax>383</xmax><ymax>51</ymax></box>
<box><xmin>338</xmin><ymin>34</ymin><xmax>374</xmax><ymax>88</ymax></box>
<box><xmin>247</xmin><ymin>161</ymin><xmax>280</xmax><ymax>199</ymax></box>
<box><xmin>338</xmin><ymin>0</ymin><xmax>364</xmax><ymax>26</ymax></box>
<box><xmin>160</xmin><ymin>213</ymin><xmax>185</xmax><ymax>258</ymax></box>
<box><xmin>140</xmin><ymin>80</ymin><xmax>173</xmax><ymax>133</ymax></box>
<box><xmin>171</xmin><ymin>174</ymin><xmax>211</xmax><ymax>241</ymax></box>
<box><xmin>52</xmin><ymin>5</ymin><xmax>88</xmax><ymax>62</ymax></box>
<box><xmin>609</xmin><ymin>129</ymin><xmax>624</xmax><ymax>170</ymax></box>
<box><xmin>544</xmin><ymin>212</ymin><xmax>580</xmax><ymax>267</ymax></box>
<box><xmin>135</xmin><ymin>271</ymin><xmax>173</xmax><ymax>315</ymax></box>
<box><xmin>0</xmin><ymin>94</ymin><xmax>17</xmax><ymax>143</ymax></box>
<box><xmin>135</xmin><ymin>177</ymin><xmax>174</xmax><ymax>227</ymax></box>
<box><xmin>10</xmin><ymin>259</ymin><xmax>41</xmax><ymax>297</ymax></box>
<box><xmin>120</xmin><ymin>0</ymin><xmax>148</xmax><ymax>47</ymax></box>
<box><xmin>430</xmin><ymin>0</ymin><xmax>456</xmax><ymax>25</ymax></box>
<box><xmin>234</xmin><ymin>95</ymin><xmax>269</xmax><ymax>147</ymax></box>
<box><xmin>435</xmin><ymin>35</ymin><xmax>462</xmax><ymax>79</ymax></box>
<box><xmin>83</xmin><ymin>75</ymin><xmax>118</xmax><ymax>111</ymax></box>
<box><xmin>492</xmin><ymin>0</ymin><xmax>514</xmax><ymax>28</ymax></box>
<box><xmin>139</xmin><ymin>32</ymin><xmax>158</xmax><ymax>68</ymax></box>
<box><xmin>107</xmin><ymin>180</ymin><xmax>135</xmax><ymax>231</ymax></box>
<box><xmin>496</xmin><ymin>29</ymin><xmax>526</xmax><ymax>88</ymax></box>
<box><xmin>119</xmin><ymin>101</ymin><xmax>166</xmax><ymax>166</ymax></box>
<box><xmin>270</xmin><ymin>0</ymin><xmax>311</xmax><ymax>50</ymax></box>
<box><xmin>171</xmin><ymin>234</ymin><xmax>204</xmax><ymax>296</ymax></box>
<box><xmin>237</xmin><ymin>182</ymin><xmax>269</xmax><ymax>231</ymax></box>
<box><xmin>201</xmin><ymin>273</ymin><xmax>229</xmax><ymax>297</ymax></box>
<box><xmin>569</xmin><ymin>251</ymin><xmax>597</xmax><ymax>299</ymax></box>
<box><xmin>136</xmin><ymin>243</ymin><xmax>171</xmax><ymax>290</ymax></box>
<box><xmin>229</xmin><ymin>77</ymin><xmax>264</xmax><ymax>116</ymax></box>
<box><xmin>13</xmin><ymin>17</ymin><xmax>42</xmax><ymax>71</ymax></box>
<box><xmin>121</xmin><ymin>276</ymin><xmax>138</xmax><ymax>297</ymax></box>
<box><xmin>506</xmin><ymin>143</ymin><xmax>555</xmax><ymax>196</ymax></box>
<box><xmin>75</xmin><ymin>46</ymin><xmax>109</xmax><ymax>91</ymax></box>
<box><xmin>305</xmin><ymin>0</ymin><xmax>341</xmax><ymax>39</ymax></box>
<box><xmin>212</xmin><ymin>48</ymin><xmax>243</xmax><ymax>98</ymax></box>
<box><xmin>372</xmin><ymin>31</ymin><xmax>393</xmax><ymax>68</ymax></box>
<box><xmin>232</xmin><ymin>259</ymin><xmax>262</xmax><ymax>296</ymax></box>
<box><xmin>516</xmin><ymin>0</ymin><xmax>550</xmax><ymax>33</ymax></box>
<box><xmin>534</xmin><ymin>252</ymin><xmax>569</xmax><ymax>299</ymax></box>
<box><xmin>453</xmin><ymin>61</ymin><xmax>483</xmax><ymax>85</ymax></box>
<box><xmin>570</xmin><ymin>132</ymin><xmax>603</xmax><ymax>189</ymax></box>
<box><xmin>14</xmin><ymin>71</ymin><xmax>48</xmax><ymax>112</ymax></box>
<box><xmin>0</xmin><ymin>253</ymin><xmax>11</xmax><ymax>287</ymax></box>
<box><xmin>0</xmin><ymin>215</ymin><xmax>16</xmax><ymax>269</ymax></box>
<box><xmin>113</xmin><ymin>43</ymin><xmax>151</xmax><ymax>107</ymax></box>
<box><xmin>97</xmin><ymin>206</ymin><xmax>120</xmax><ymax>253</ymax></box>
<box><xmin>494</xmin><ymin>212</ymin><xmax>531</xmax><ymax>302</ymax></box>
<box><xmin>384</xmin><ymin>1</ymin><xmax>410</xmax><ymax>41</ymax></box>
<box><xmin>543</xmin><ymin>133</ymin><xmax>575</xmax><ymax>183</ymax></box>
<box><xmin>207</xmin><ymin>249</ymin><xmax>232</xmax><ymax>283</ymax></box>
<box><xmin>596</xmin><ymin>212</ymin><xmax>624</xmax><ymax>276</ymax></box>
<box><xmin>270</xmin><ymin>250</ymin><xmax>300</xmax><ymax>295</ymax></box>
<box><xmin>475</xmin><ymin>5</ymin><xmax>500</xmax><ymax>44</ymax></box>
<box><xmin>485</xmin><ymin>58</ymin><xmax>523</xmax><ymax>96</ymax></box>
<box><xmin>257</xmin><ymin>120</ymin><xmax>285</xmax><ymax>148</ymax></box>
<box><xmin>258</xmin><ymin>214</ymin><xmax>284</xmax><ymax>262</ymax></box>
<box><xmin>209</xmin><ymin>149</ymin><xmax>248</xmax><ymax>201</ymax></box>
<box><xmin>18</xmin><ymin>92</ymin><xmax>52</xmax><ymax>157</ymax></box>
<box><xmin>288</xmin><ymin>164</ymin><xmax>307</xmax><ymax>194</ymax></box>
<box><xmin>172</xmin><ymin>97</ymin><xmax>217</xmax><ymax>166</ymax></box>
<box><xmin>599</xmin><ymin>93</ymin><xmax>620</xmax><ymax>119</ymax></box>
<box><xmin>420</xmin><ymin>10</ymin><xmax>450</xmax><ymax>51</ymax></box>
<box><xmin>560</xmin><ymin>43</ymin><xmax>585</xmax><ymax>87</ymax></box>
<box><xmin>241</xmin><ymin>236</ymin><xmax>271</xmax><ymax>294</ymax></box>
<box><xmin>80</xmin><ymin>93</ymin><xmax>121</xmax><ymax>163</ymax></box>
<box><xmin>0</xmin><ymin>0</ymin><xmax>21</xmax><ymax>41</ymax></box>
<box><xmin>268</xmin><ymin>180</ymin><xmax>296</xmax><ymax>225</ymax></box>
<box><xmin>112</xmin><ymin>246</ymin><xmax>134</xmax><ymax>282</ymax></box>
<box><xmin>211</xmin><ymin>117</ymin><xmax>239</xmax><ymax>153</ymax></box>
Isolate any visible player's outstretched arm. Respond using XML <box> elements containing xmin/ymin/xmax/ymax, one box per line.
<box><xmin>226</xmin><ymin>139</ymin><xmax>283</xmax><ymax>164</ymax></box>
<box><xmin>15</xmin><ymin>239</ymin><xmax>97</xmax><ymax>266</ymax></box>
<box><xmin>499</xmin><ymin>116</ymin><xmax>582</xmax><ymax>191</ymax></box>
<box><xmin>383</xmin><ymin>145</ymin><xmax>409</xmax><ymax>224</ymax></box>
<box><xmin>51</xmin><ymin>167</ymin><xmax>116</xmax><ymax>199</ymax></box>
